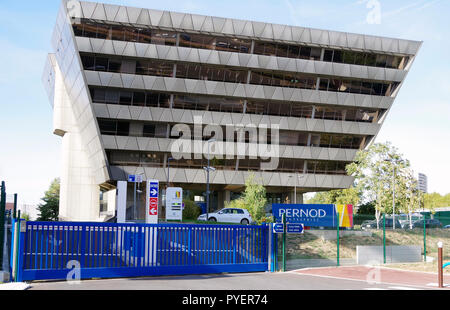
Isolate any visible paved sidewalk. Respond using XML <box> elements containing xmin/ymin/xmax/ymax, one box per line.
<box><xmin>293</xmin><ymin>265</ymin><xmax>450</xmax><ymax>289</ymax></box>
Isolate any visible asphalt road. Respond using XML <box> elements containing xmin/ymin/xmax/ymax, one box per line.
<box><xmin>28</xmin><ymin>271</ymin><xmax>436</xmax><ymax>291</ymax></box>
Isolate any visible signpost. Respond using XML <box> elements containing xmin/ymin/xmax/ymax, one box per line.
<box><xmin>128</xmin><ymin>175</ymin><xmax>143</xmax><ymax>221</ymax></box>
<box><xmin>166</xmin><ymin>187</ymin><xmax>183</xmax><ymax>221</ymax></box>
<box><xmin>146</xmin><ymin>180</ymin><xmax>159</xmax><ymax>224</ymax></box>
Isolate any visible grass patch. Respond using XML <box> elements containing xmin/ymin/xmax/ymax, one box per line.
<box><xmin>284</xmin><ymin>228</ymin><xmax>450</xmax><ymax>260</ymax></box>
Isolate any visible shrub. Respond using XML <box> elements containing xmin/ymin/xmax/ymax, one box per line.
<box><xmin>183</xmin><ymin>200</ymin><xmax>202</xmax><ymax>220</ymax></box>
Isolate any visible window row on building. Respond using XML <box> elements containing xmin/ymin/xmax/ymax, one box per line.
<box><xmin>81</xmin><ymin>55</ymin><xmax>400</xmax><ymax>96</ymax></box>
<box><xmin>106</xmin><ymin>150</ymin><xmax>350</xmax><ymax>175</ymax></box>
<box><xmin>90</xmin><ymin>87</ymin><xmax>383</xmax><ymax>123</ymax></box>
<box><xmin>98</xmin><ymin>119</ymin><xmax>367</xmax><ymax>150</ymax></box>
<box><xmin>73</xmin><ymin>20</ymin><xmax>409</xmax><ymax>70</ymax></box>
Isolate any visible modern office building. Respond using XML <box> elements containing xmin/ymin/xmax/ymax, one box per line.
<box><xmin>43</xmin><ymin>0</ymin><xmax>421</xmax><ymax>222</ymax></box>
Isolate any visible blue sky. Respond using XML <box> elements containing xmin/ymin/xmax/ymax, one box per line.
<box><xmin>0</xmin><ymin>0</ymin><xmax>449</xmax><ymax>205</ymax></box>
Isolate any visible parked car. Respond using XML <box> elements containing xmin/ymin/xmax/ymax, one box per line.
<box><xmin>411</xmin><ymin>219</ymin><xmax>443</xmax><ymax>229</ymax></box>
<box><xmin>197</xmin><ymin>208</ymin><xmax>253</xmax><ymax>225</ymax></box>
<box><xmin>362</xmin><ymin>218</ymin><xmax>401</xmax><ymax>230</ymax></box>
<box><xmin>444</xmin><ymin>225</ymin><xmax>450</xmax><ymax>229</ymax></box>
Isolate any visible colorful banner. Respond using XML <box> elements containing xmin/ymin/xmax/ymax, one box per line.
<box><xmin>335</xmin><ymin>204</ymin><xmax>354</xmax><ymax>228</ymax></box>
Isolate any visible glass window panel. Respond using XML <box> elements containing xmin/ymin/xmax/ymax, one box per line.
<box><xmin>111</xmin><ymin>25</ymin><xmax>125</xmax><ymax>41</ymax></box>
<box><xmin>333</xmin><ymin>50</ymin><xmax>343</xmax><ymax>63</ymax></box>
<box><xmin>276</xmin><ymin>44</ymin><xmax>289</xmax><ymax>58</ymax></box>
<box><xmin>83</xmin><ymin>22</ymin><xmax>97</xmax><ymax>38</ymax></box>
<box><xmin>117</xmin><ymin>122</ymin><xmax>130</xmax><ymax>136</ymax></box>
<box><xmin>287</xmin><ymin>45</ymin><xmax>300</xmax><ymax>59</ymax></box>
<box><xmin>328</xmin><ymin>79</ymin><xmax>341</xmax><ymax>92</ymax></box>
<box><xmin>119</xmin><ymin>91</ymin><xmax>133</xmax><ymax>105</ymax></box>
<box><xmin>365</xmin><ymin>53</ymin><xmax>377</xmax><ymax>66</ymax></box>
<box><xmin>323</xmin><ymin>49</ymin><xmax>334</xmax><ymax>62</ymax></box>
<box><xmin>360</xmin><ymin>82</ymin><xmax>373</xmax><ymax>95</ymax></box>
<box><xmin>96</xmin><ymin>24</ymin><xmax>110</xmax><ymax>39</ymax></box>
<box><xmin>239</xmin><ymin>39</ymin><xmax>252</xmax><ymax>53</ymax></box>
<box><xmin>342</xmin><ymin>51</ymin><xmax>356</xmax><ymax>65</ymax></box>
<box><xmin>299</xmin><ymin>46</ymin><xmax>311</xmax><ymax>59</ymax></box>
<box><xmin>146</xmin><ymin>93</ymin><xmax>160</xmax><ymax>107</ymax></box>
<box><xmin>139</xmin><ymin>28</ymin><xmax>152</xmax><ymax>44</ymax></box>
<box><xmin>136</xmin><ymin>60</ymin><xmax>149</xmax><ymax>75</ymax></box>
<box><xmin>375</xmin><ymin>54</ymin><xmax>387</xmax><ymax>68</ymax></box>
<box><xmin>124</xmin><ymin>27</ymin><xmax>138</xmax><ymax>42</ymax></box>
<box><xmin>92</xmin><ymin>89</ymin><xmax>106</xmax><ymax>103</ymax></box>
<box><xmin>133</xmin><ymin>92</ymin><xmax>146</xmax><ymax>106</ymax></box>
<box><xmin>179</xmin><ymin>33</ymin><xmax>192</xmax><ymax>48</ymax></box>
<box><xmin>253</xmin><ymin>42</ymin><xmax>266</xmax><ymax>55</ymax></box>
<box><xmin>105</xmin><ymin>90</ymin><xmax>119</xmax><ymax>104</ymax></box>
<box><xmin>310</xmin><ymin>47</ymin><xmax>321</xmax><ymax>60</ymax></box>
<box><xmin>372</xmin><ymin>83</ymin><xmax>384</xmax><ymax>96</ymax></box>
<box><xmin>143</xmin><ymin>124</ymin><xmax>156</xmax><ymax>138</ymax></box>
<box><xmin>279</xmin><ymin>103</ymin><xmax>291</xmax><ymax>116</ymax></box>
<box><xmin>159</xmin><ymin>94</ymin><xmax>171</xmax><ymax>108</ymax></box>
<box><xmin>108</xmin><ymin>58</ymin><xmax>122</xmax><ymax>73</ymax></box>
<box><xmin>98</xmin><ymin>120</ymin><xmax>117</xmax><ymax>135</ymax></box>
<box><xmin>81</xmin><ymin>55</ymin><xmax>95</xmax><ymax>70</ymax></box>
<box><xmin>319</xmin><ymin>78</ymin><xmax>329</xmax><ymax>91</ymax></box>
<box><xmin>73</xmin><ymin>24</ymin><xmax>84</xmax><ymax>36</ymax></box>
<box><xmin>354</xmin><ymin>52</ymin><xmax>366</xmax><ymax>66</ymax></box>
<box><xmin>204</xmin><ymin>36</ymin><xmax>217</xmax><ymax>50</ymax></box>
<box><xmin>264</xmin><ymin>43</ymin><xmax>277</xmax><ymax>56</ymax></box>
<box><xmin>95</xmin><ymin>57</ymin><xmax>108</xmax><ymax>71</ymax></box>
<box><xmin>215</xmin><ymin>37</ymin><xmax>231</xmax><ymax>51</ymax></box>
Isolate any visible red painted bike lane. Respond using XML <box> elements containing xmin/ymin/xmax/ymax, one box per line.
<box><xmin>292</xmin><ymin>266</ymin><xmax>450</xmax><ymax>289</ymax></box>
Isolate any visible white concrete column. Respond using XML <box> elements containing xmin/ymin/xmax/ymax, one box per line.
<box><xmin>117</xmin><ymin>181</ymin><xmax>127</xmax><ymax>223</ymax></box>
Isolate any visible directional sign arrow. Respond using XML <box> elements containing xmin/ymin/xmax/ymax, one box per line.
<box><xmin>149</xmin><ymin>208</ymin><xmax>157</xmax><ymax>215</ymax></box>
<box><xmin>151</xmin><ymin>188</ymin><xmax>158</xmax><ymax>196</ymax></box>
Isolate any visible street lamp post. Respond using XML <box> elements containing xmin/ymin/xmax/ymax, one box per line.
<box><xmin>204</xmin><ymin>139</ymin><xmax>216</xmax><ymax>222</ymax></box>
<box><xmin>384</xmin><ymin>158</ymin><xmax>403</xmax><ymax>230</ymax></box>
<box><xmin>290</xmin><ymin>173</ymin><xmax>305</xmax><ymax>204</ymax></box>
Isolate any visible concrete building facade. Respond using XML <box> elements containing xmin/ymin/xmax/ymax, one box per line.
<box><xmin>42</xmin><ymin>0</ymin><xmax>421</xmax><ymax>222</ymax></box>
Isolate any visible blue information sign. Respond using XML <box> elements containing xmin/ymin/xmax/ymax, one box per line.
<box><xmin>273</xmin><ymin>223</ymin><xmax>284</xmax><ymax>233</ymax></box>
<box><xmin>272</xmin><ymin>204</ymin><xmax>337</xmax><ymax>227</ymax></box>
<box><xmin>287</xmin><ymin>223</ymin><xmax>304</xmax><ymax>234</ymax></box>
<box><xmin>149</xmin><ymin>182</ymin><xmax>159</xmax><ymax>198</ymax></box>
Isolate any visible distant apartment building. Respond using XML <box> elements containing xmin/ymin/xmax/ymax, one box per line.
<box><xmin>42</xmin><ymin>0</ymin><xmax>421</xmax><ymax>221</ymax></box>
<box><xmin>418</xmin><ymin>172</ymin><xmax>428</xmax><ymax>193</ymax></box>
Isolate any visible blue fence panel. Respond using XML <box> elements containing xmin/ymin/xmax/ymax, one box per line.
<box><xmin>15</xmin><ymin>222</ymin><xmax>269</xmax><ymax>282</ymax></box>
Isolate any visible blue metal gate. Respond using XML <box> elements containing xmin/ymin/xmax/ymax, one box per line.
<box><xmin>10</xmin><ymin>219</ymin><xmax>269</xmax><ymax>282</ymax></box>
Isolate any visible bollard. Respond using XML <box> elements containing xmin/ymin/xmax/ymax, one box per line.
<box><xmin>438</xmin><ymin>241</ymin><xmax>443</xmax><ymax>288</ymax></box>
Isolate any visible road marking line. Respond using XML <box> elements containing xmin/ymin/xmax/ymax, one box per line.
<box><xmin>389</xmin><ymin>286</ymin><xmax>423</xmax><ymax>290</ymax></box>
<box><xmin>288</xmin><ymin>271</ymin><xmax>431</xmax><ymax>290</ymax></box>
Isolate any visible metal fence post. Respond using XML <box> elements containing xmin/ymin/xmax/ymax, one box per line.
<box><xmin>337</xmin><ymin>212</ymin><xmax>340</xmax><ymax>267</ymax></box>
<box><xmin>423</xmin><ymin>217</ymin><xmax>427</xmax><ymax>262</ymax></box>
<box><xmin>268</xmin><ymin>223</ymin><xmax>273</xmax><ymax>272</ymax></box>
<box><xmin>0</xmin><ymin>181</ymin><xmax>6</xmax><ymax>270</ymax></box>
<box><xmin>282</xmin><ymin>213</ymin><xmax>286</xmax><ymax>272</ymax></box>
<box><xmin>383</xmin><ymin>213</ymin><xmax>386</xmax><ymax>264</ymax></box>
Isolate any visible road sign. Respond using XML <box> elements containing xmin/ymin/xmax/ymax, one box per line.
<box><xmin>287</xmin><ymin>223</ymin><xmax>304</xmax><ymax>234</ymax></box>
<box><xmin>146</xmin><ymin>180</ymin><xmax>159</xmax><ymax>224</ymax></box>
<box><xmin>273</xmin><ymin>223</ymin><xmax>284</xmax><ymax>233</ymax></box>
<box><xmin>128</xmin><ymin>175</ymin><xmax>143</xmax><ymax>183</ymax></box>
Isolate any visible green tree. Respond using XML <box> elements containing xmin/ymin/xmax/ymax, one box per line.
<box><xmin>346</xmin><ymin>142</ymin><xmax>411</xmax><ymax>227</ymax></box>
<box><xmin>226</xmin><ymin>173</ymin><xmax>268</xmax><ymax>224</ymax></box>
<box><xmin>37</xmin><ymin>178</ymin><xmax>60</xmax><ymax>221</ymax></box>
<box><xmin>306</xmin><ymin>187</ymin><xmax>360</xmax><ymax>207</ymax></box>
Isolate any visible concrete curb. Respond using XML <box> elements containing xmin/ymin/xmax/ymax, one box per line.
<box><xmin>0</xmin><ymin>282</ymin><xmax>30</xmax><ymax>290</ymax></box>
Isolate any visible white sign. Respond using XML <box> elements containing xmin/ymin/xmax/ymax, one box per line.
<box><xmin>146</xmin><ymin>180</ymin><xmax>159</xmax><ymax>224</ymax></box>
<box><xmin>166</xmin><ymin>187</ymin><xmax>183</xmax><ymax>221</ymax></box>
<box><xmin>128</xmin><ymin>175</ymin><xmax>143</xmax><ymax>183</ymax></box>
